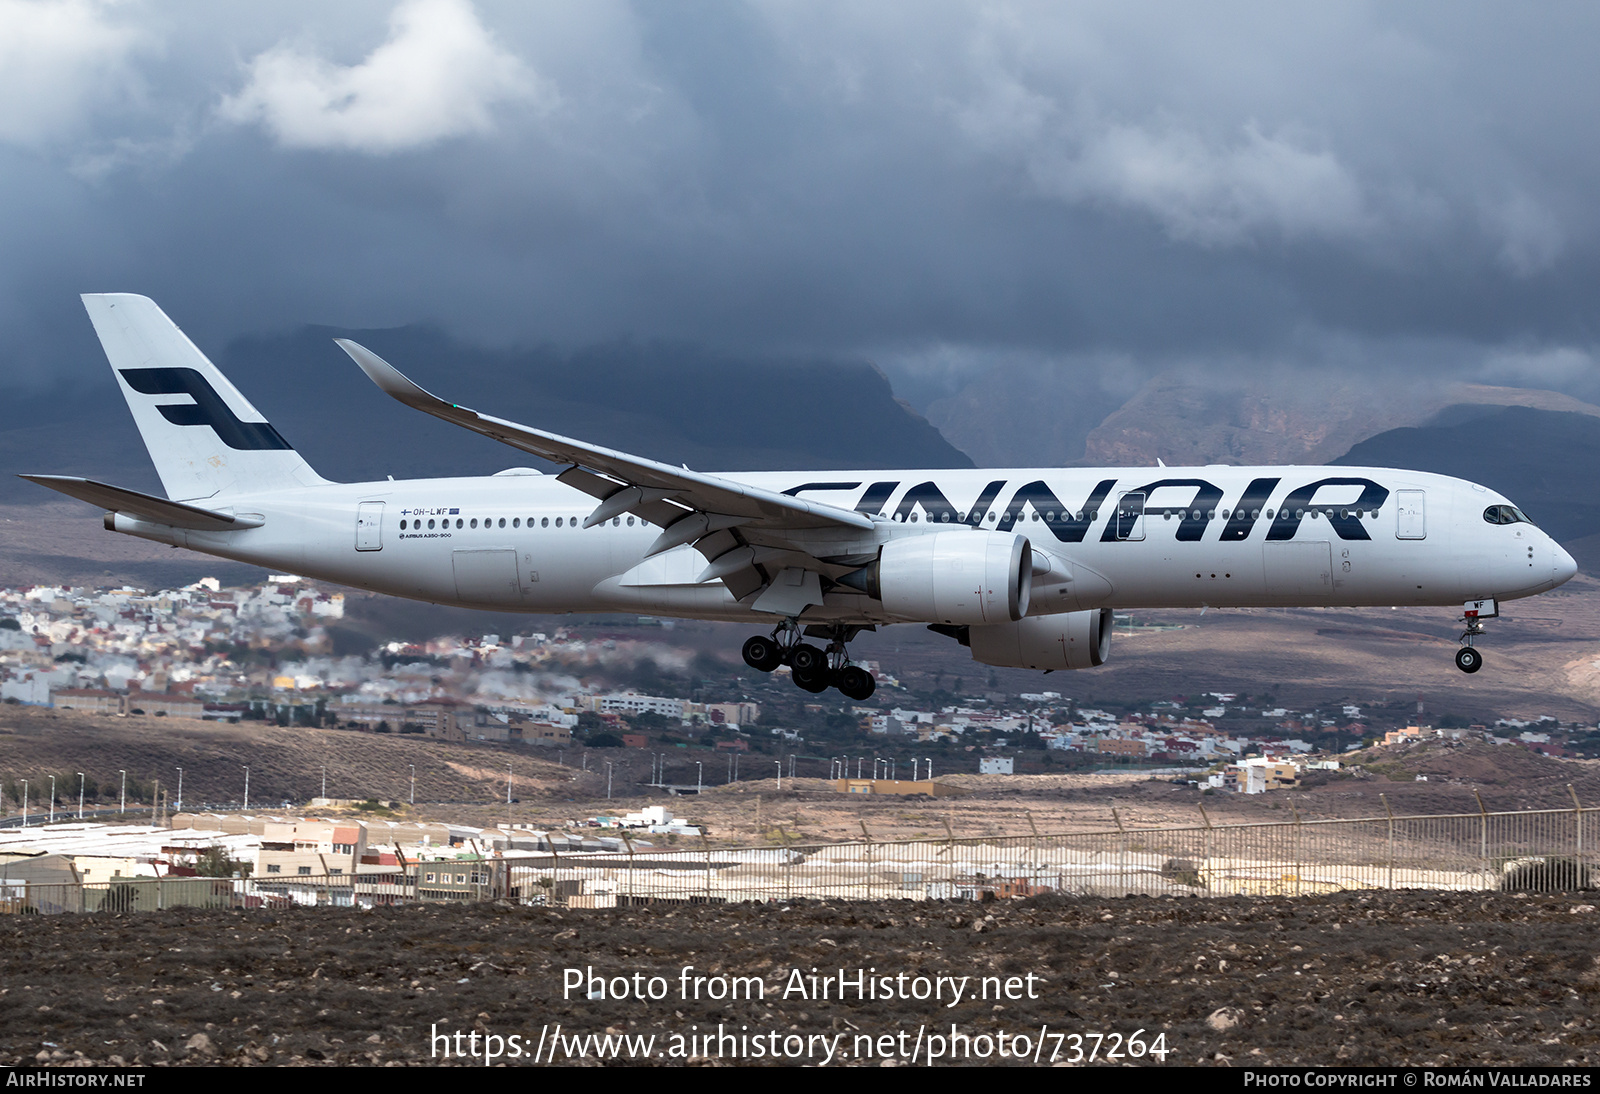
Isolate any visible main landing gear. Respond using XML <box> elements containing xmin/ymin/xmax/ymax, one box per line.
<box><xmin>742</xmin><ymin>621</ymin><xmax>877</xmax><ymax>701</ymax></box>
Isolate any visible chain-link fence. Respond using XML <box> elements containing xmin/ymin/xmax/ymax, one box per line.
<box><xmin>3</xmin><ymin>804</ymin><xmax>1596</xmax><ymax>914</ymax></box>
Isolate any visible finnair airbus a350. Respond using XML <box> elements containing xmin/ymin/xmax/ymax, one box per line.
<box><xmin>26</xmin><ymin>295</ymin><xmax>1578</xmax><ymax>701</ymax></box>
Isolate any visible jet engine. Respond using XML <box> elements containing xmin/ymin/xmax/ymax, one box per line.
<box><xmin>968</xmin><ymin>608</ymin><xmax>1113</xmax><ymax>671</ymax></box>
<box><xmin>842</xmin><ymin>531</ymin><xmax>1032</xmax><ymax>625</ymax></box>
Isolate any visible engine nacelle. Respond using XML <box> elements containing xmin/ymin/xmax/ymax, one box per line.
<box><xmin>852</xmin><ymin>531</ymin><xmax>1032</xmax><ymax>625</ymax></box>
<box><xmin>969</xmin><ymin>608</ymin><xmax>1113</xmax><ymax>671</ymax></box>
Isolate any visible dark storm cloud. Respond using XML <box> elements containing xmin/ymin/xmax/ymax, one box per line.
<box><xmin>1</xmin><ymin>0</ymin><xmax>1597</xmax><ymax>401</ymax></box>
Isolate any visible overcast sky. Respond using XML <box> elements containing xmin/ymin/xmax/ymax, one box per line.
<box><xmin>2</xmin><ymin>0</ymin><xmax>1597</xmax><ymax>406</ymax></box>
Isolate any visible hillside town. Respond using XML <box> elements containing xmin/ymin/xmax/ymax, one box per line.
<box><xmin>1</xmin><ymin>577</ymin><xmax>1597</xmax><ymax>805</ymax></box>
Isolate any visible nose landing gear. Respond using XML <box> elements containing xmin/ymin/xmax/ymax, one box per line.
<box><xmin>1454</xmin><ymin>599</ymin><xmax>1495</xmax><ymax>674</ymax></box>
<box><xmin>741</xmin><ymin>621</ymin><xmax>877</xmax><ymax>700</ymax></box>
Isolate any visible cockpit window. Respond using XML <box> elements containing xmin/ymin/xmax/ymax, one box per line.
<box><xmin>1483</xmin><ymin>504</ymin><xmax>1531</xmax><ymax>526</ymax></box>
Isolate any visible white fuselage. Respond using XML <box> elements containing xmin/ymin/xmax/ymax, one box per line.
<box><xmin>108</xmin><ymin>465</ymin><xmax>1576</xmax><ymax>625</ymax></box>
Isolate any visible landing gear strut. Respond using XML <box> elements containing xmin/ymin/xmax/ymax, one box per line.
<box><xmin>741</xmin><ymin>621</ymin><xmax>877</xmax><ymax>701</ymax></box>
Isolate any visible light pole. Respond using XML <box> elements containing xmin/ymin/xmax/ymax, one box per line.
<box><xmin>242</xmin><ymin>766</ymin><xmax>249</xmax><ymax>810</ymax></box>
<box><xmin>606</xmin><ymin>762</ymin><xmax>613</xmax><ymax>800</ymax></box>
<box><xmin>409</xmin><ymin>764</ymin><xmax>415</xmax><ymax>805</ymax></box>
<box><xmin>20</xmin><ymin>780</ymin><xmax>27</xmax><ymax>827</ymax></box>
<box><xmin>775</xmin><ymin>761</ymin><xmax>782</xmax><ymax>791</ymax></box>
<box><xmin>727</xmin><ymin>752</ymin><xmax>733</xmax><ymax>785</ymax></box>
<box><xmin>696</xmin><ymin>762</ymin><xmax>702</xmax><ymax>794</ymax></box>
<box><xmin>48</xmin><ymin>775</ymin><xmax>54</xmax><ymax>824</ymax></box>
<box><xmin>321</xmin><ymin>764</ymin><xmax>327</xmax><ymax>799</ymax></box>
<box><xmin>78</xmin><ymin>772</ymin><xmax>86</xmax><ymax>819</ymax></box>
<box><xmin>173</xmin><ymin>768</ymin><xmax>181</xmax><ymax>815</ymax></box>
<box><xmin>118</xmin><ymin>770</ymin><xmax>125</xmax><ymax>815</ymax></box>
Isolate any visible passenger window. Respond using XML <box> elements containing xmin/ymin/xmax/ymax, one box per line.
<box><xmin>555</xmin><ymin>517</ymin><xmax>563</xmax><ymax>527</ymax></box>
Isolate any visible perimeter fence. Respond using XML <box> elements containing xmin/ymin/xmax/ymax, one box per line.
<box><xmin>3</xmin><ymin>802</ymin><xmax>1597</xmax><ymax>914</ymax></box>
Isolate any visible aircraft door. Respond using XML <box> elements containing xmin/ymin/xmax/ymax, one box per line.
<box><xmin>1114</xmin><ymin>492</ymin><xmax>1146</xmax><ymax>541</ymax></box>
<box><xmin>453</xmin><ymin>549</ymin><xmax>521</xmax><ymax>604</ymax></box>
<box><xmin>1262</xmin><ymin>540</ymin><xmax>1333</xmax><ymax>600</ymax></box>
<box><xmin>356</xmin><ymin>501</ymin><xmax>384</xmax><ymax>551</ymax></box>
<box><xmin>1396</xmin><ymin>490</ymin><xmax>1426</xmax><ymax>540</ymax></box>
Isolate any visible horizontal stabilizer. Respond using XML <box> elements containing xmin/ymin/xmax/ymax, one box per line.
<box><xmin>19</xmin><ymin>475</ymin><xmax>262</xmax><ymax>531</ymax></box>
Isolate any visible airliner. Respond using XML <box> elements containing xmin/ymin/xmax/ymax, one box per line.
<box><xmin>24</xmin><ymin>295</ymin><xmax>1578</xmax><ymax>701</ymax></box>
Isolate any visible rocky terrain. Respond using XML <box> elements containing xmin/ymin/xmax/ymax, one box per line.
<box><xmin>3</xmin><ymin>891</ymin><xmax>1597</xmax><ymax>1067</ymax></box>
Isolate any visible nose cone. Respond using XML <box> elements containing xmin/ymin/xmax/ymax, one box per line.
<box><xmin>1554</xmin><ymin>541</ymin><xmax>1578</xmax><ymax>587</ymax></box>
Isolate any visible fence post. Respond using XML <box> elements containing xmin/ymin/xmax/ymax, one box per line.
<box><xmin>1380</xmin><ymin>794</ymin><xmax>1395</xmax><ymax>891</ymax></box>
<box><xmin>1025</xmin><ymin>812</ymin><xmax>1040</xmax><ymax>893</ymax></box>
<box><xmin>1197</xmin><ymin>803</ymin><xmax>1213</xmax><ymax>893</ymax></box>
<box><xmin>1569</xmin><ymin>785</ymin><xmax>1583</xmax><ymax>871</ymax></box>
<box><xmin>619</xmin><ymin>830</ymin><xmax>635</xmax><ymax>907</ymax></box>
<box><xmin>1470</xmin><ymin>789</ymin><xmax>1490</xmax><ymax>889</ymax></box>
<box><xmin>1289</xmin><ymin>799</ymin><xmax>1303</xmax><ymax>897</ymax></box>
<box><xmin>861</xmin><ymin>821</ymin><xmax>874</xmax><ymax>900</ymax></box>
<box><xmin>1112</xmin><ymin>808</ymin><xmax>1127</xmax><ymax>893</ymax></box>
<box><xmin>699</xmin><ymin>830</ymin><xmax>713</xmax><ymax>904</ymax></box>
<box><xmin>942</xmin><ymin>817</ymin><xmax>956</xmax><ymax>900</ymax></box>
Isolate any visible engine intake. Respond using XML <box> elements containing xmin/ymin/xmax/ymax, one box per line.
<box><xmin>968</xmin><ymin>609</ymin><xmax>1113</xmax><ymax>671</ymax></box>
<box><xmin>844</xmin><ymin>531</ymin><xmax>1032</xmax><ymax>625</ymax></box>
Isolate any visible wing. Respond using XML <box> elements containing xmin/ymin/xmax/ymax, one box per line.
<box><xmin>336</xmin><ymin>340</ymin><xmax>879</xmax><ymax>609</ymax></box>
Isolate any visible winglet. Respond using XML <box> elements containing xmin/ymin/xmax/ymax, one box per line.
<box><xmin>334</xmin><ymin>339</ymin><xmax>452</xmax><ymax>415</ymax></box>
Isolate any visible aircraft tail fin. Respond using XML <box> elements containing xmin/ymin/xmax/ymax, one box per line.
<box><xmin>82</xmin><ymin>294</ymin><xmax>328</xmax><ymax>501</ymax></box>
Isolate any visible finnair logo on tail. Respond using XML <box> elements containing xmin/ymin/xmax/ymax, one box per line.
<box><xmin>119</xmin><ymin>367</ymin><xmax>292</xmax><ymax>451</ymax></box>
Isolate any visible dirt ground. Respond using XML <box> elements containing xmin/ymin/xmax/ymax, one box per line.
<box><xmin>4</xmin><ymin>890</ymin><xmax>1598</xmax><ymax>1067</ymax></box>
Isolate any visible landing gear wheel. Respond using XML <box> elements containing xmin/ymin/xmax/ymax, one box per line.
<box><xmin>742</xmin><ymin>635</ymin><xmax>782</xmax><ymax>672</ymax></box>
<box><xmin>1455</xmin><ymin>646</ymin><xmax>1483</xmax><ymax>674</ymax></box>
<box><xmin>792</xmin><ymin>664</ymin><xmax>831</xmax><ymax>693</ymax></box>
<box><xmin>789</xmin><ymin>643</ymin><xmax>826</xmax><ymax>673</ymax></box>
<box><xmin>838</xmin><ymin>665</ymin><xmax>876</xmax><ymax>701</ymax></box>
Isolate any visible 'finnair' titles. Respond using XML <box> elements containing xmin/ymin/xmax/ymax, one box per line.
<box><xmin>26</xmin><ymin>295</ymin><xmax>1577</xmax><ymax>702</ymax></box>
